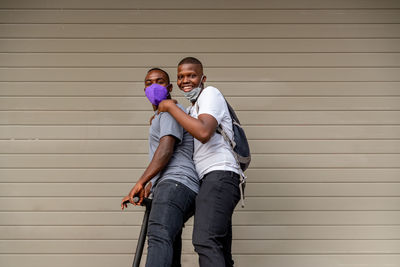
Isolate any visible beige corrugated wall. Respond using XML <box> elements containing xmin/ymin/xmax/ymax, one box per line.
<box><xmin>1</xmin><ymin>0</ymin><xmax>400</xmax><ymax>266</ymax></box>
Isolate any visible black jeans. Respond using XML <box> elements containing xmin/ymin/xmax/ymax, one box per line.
<box><xmin>145</xmin><ymin>179</ymin><xmax>196</xmax><ymax>267</ymax></box>
<box><xmin>192</xmin><ymin>171</ymin><xmax>241</xmax><ymax>267</ymax></box>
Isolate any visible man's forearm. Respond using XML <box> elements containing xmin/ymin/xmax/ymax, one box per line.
<box><xmin>166</xmin><ymin>103</ymin><xmax>214</xmax><ymax>143</ymax></box>
<box><xmin>136</xmin><ymin>136</ymin><xmax>175</xmax><ymax>185</ymax></box>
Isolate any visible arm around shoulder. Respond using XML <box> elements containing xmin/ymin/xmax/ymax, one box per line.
<box><xmin>158</xmin><ymin>99</ymin><xmax>218</xmax><ymax>143</ymax></box>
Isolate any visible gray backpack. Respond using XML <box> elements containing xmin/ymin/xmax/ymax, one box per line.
<box><xmin>216</xmin><ymin>99</ymin><xmax>251</xmax><ymax>171</ymax></box>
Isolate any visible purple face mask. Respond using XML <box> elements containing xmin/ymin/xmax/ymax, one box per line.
<box><xmin>145</xmin><ymin>83</ymin><xmax>169</xmax><ymax>106</ymax></box>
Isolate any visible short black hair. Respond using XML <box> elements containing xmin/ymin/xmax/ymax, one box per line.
<box><xmin>147</xmin><ymin>68</ymin><xmax>170</xmax><ymax>84</ymax></box>
<box><xmin>178</xmin><ymin>57</ymin><xmax>203</xmax><ymax>72</ymax></box>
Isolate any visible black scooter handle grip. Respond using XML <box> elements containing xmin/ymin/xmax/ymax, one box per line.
<box><xmin>123</xmin><ymin>197</ymin><xmax>152</xmax><ymax>207</ymax></box>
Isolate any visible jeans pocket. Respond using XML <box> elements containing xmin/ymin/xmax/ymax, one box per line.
<box><xmin>169</xmin><ymin>182</ymin><xmax>191</xmax><ymax>213</ymax></box>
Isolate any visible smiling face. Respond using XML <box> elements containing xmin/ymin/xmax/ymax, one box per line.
<box><xmin>177</xmin><ymin>63</ymin><xmax>206</xmax><ymax>93</ymax></box>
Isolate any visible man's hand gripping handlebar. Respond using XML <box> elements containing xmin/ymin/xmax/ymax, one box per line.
<box><xmin>121</xmin><ymin>182</ymin><xmax>152</xmax><ymax>210</ymax></box>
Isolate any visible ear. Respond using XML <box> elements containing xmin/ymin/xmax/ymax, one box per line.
<box><xmin>202</xmin><ymin>75</ymin><xmax>207</xmax><ymax>84</ymax></box>
<box><xmin>167</xmin><ymin>83</ymin><xmax>173</xmax><ymax>93</ymax></box>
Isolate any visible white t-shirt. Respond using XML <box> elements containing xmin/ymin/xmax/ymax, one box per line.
<box><xmin>188</xmin><ymin>86</ymin><xmax>240</xmax><ymax>179</ymax></box>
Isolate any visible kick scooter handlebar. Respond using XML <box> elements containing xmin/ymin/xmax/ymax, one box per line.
<box><xmin>123</xmin><ymin>196</ymin><xmax>152</xmax><ymax>208</ymax></box>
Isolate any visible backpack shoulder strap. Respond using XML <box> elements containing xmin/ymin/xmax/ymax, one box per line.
<box><xmin>224</xmin><ymin>98</ymin><xmax>241</xmax><ymax>125</ymax></box>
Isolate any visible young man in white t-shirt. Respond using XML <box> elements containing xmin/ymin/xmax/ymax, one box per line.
<box><xmin>158</xmin><ymin>57</ymin><xmax>241</xmax><ymax>267</ymax></box>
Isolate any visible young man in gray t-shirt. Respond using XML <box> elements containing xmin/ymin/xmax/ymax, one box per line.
<box><xmin>121</xmin><ymin>68</ymin><xmax>199</xmax><ymax>267</ymax></box>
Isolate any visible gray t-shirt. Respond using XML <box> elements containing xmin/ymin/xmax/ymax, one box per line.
<box><xmin>149</xmin><ymin>104</ymin><xmax>199</xmax><ymax>193</ymax></box>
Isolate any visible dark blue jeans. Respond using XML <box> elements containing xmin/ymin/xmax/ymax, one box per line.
<box><xmin>192</xmin><ymin>171</ymin><xmax>241</xmax><ymax>267</ymax></box>
<box><xmin>145</xmin><ymin>179</ymin><xmax>196</xmax><ymax>267</ymax></box>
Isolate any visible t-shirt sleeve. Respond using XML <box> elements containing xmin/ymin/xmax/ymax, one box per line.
<box><xmin>159</xmin><ymin>111</ymin><xmax>184</xmax><ymax>143</ymax></box>
<box><xmin>197</xmin><ymin>87</ymin><xmax>226</xmax><ymax>125</ymax></box>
